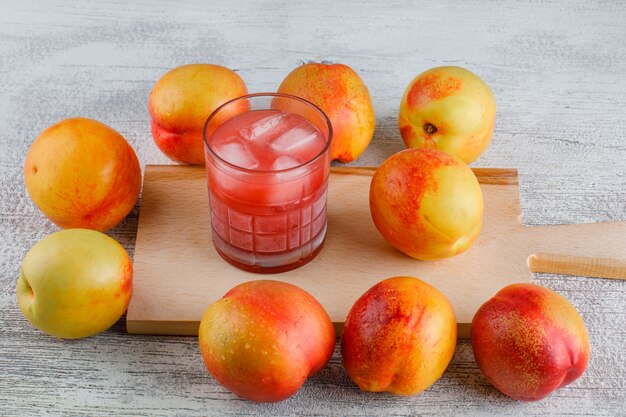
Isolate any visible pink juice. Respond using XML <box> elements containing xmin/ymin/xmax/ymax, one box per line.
<box><xmin>205</xmin><ymin>108</ymin><xmax>331</xmax><ymax>273</ymax></box>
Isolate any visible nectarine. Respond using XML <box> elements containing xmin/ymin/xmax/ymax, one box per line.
<box><xmin>341</xmin><ymin>276</ymin><xmax>457</xmax><ymax>395</ymax></box>
<box><xmin>17</xmin><ymin>229</ymin><xmax>133</xmax><ymax>339</ymax></box>
<box><xmin>149</xmin><ymin>64</ymin><xmax>247</xmax><ymax>165</ymax></box>
<box><xmin>24</xmin><ymin>117</ymin><xmax>141</xmax><ymax>231</ymax></box>
<box><xmin>369</xmin><ymin>148</ymin><xmax>483</xmax><ymax>260</ymax></box>
<box><xmin>399</xmin><ymin>66</ymin><xmax>496</xmax><ymax>164</ymax></box>
<box><xmin>198</xmin><ymin>280</ymin><xmax>335</xmax><ymax>402</ymax></box>
<box><xmin>278</xmin><ymin>62</ymin><xmax>375</xmax><ymax>163</ymax></box>
<box><xmin>471</xmin><ymin>283</ymin><xmax>590</xmax><ymax>401</ymax></box>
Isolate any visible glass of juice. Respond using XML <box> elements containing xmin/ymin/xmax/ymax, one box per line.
<box><xmin>203</xmin><ymin>93</ymin><xmax>332</xmax><ymax>273</ymax></box>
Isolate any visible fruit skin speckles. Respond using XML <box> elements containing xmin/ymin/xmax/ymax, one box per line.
<box><xmin>471</xmin><ymin>283</ymin><xmax>590</xmax><ymax>401</ymax></box>
<box><xmin>406</xmin><ymin>73</ymin><xmax>463</xmax><ymax>108</ymax></box>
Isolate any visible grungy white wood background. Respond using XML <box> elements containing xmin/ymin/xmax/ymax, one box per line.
<box><xmin>1</xmin><ymin>1</ymin><xmax>625</xmax><ymax>416</ymax></box>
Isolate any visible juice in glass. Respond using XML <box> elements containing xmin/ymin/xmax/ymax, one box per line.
<box><xmin>203</xmin><ymin>93</ymin><xmax>332</xmax><ymax>273</ymax></box>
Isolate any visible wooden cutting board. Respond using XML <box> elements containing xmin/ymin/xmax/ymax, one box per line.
<box><xmin>126</xmin><ymin>165</ymin><xmax>626</xmax><ymax>338</ymax></box>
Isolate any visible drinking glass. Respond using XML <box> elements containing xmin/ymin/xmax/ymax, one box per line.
<box><xmin>203</xmin><ymin>93</ymin><xmax>333</xmax><ymax>273</ymax></box>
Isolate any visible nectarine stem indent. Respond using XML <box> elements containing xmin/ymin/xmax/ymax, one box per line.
<box><xmin>423</xmin><ymin>123</ymin><xmax>437</xmax><ymax>135</ymax></box>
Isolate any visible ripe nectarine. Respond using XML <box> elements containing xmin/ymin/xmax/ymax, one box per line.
<box><xmin>341</xmin><ymin>276</ymin><xmax>457</xmax><ymax>395</ymax></box>
<box><xmin>399</xmin><ymin>66</ymin><xmax>496</xmax><ymax>164</ymax></box>
<box><xmin>278</xmin><ymin>62</ymin><xmax>375</xmax><ymax>163</ymax></box>
<box><xmin>24</xmin><ymin>117</ymin><xmax>141</xmax><ymax>232</ymax></box>
<box><xmin>198</xmin><ymin>280</ymin><xmax>335</xmax><ymax>402</ymax></box>
<box><xmin>149</xmin><ymin>64</ymin><xmax>247</xmax><ymax>165</ymax></box>
<box><xmin>471</xmin><ymin>283</ymin><xmax>590</xmax><ymax>401</ymax></box>
<box><xmin>369</xmin><ymin>148</ymin><xmax>483</xmax><ymax>260</ymax></box>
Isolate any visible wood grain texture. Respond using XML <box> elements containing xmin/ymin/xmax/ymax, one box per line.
<box><xmin>1</xmin><ymin>0</ymin><xmax>625</xmax><ymax>416</ymax></box>
<box><xmin>126</xmin><ymin>165</ymin><xmax>625</xmax><ymax>339</ymax></box>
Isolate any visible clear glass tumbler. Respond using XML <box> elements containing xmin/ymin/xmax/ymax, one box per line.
<box><xmin>203</xmin><ymin>93</ymin><xmax>332</xmax><ymax>273</ymax></box>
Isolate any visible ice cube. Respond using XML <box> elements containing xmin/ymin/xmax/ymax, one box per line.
<box><xmin>271</xmin><ymin>155</ymin><xmax>302</xmax><ymax>170</ymax></box>
<box><xmin>269</xmin><ymin>126</ymin><xmax>322</xmax><ymax>157</ymax></box>
<box><xmin>213</xmin><ymin>137</ymin><xmax>259</xmax><ymax>169</ymax></box>
<box><xmin>239</xmin><ymin>113</ymin><xmax>287</xmax><ymax>141</ymax></box>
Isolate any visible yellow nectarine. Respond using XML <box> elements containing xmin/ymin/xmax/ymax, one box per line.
<box><xmin>17</xmin><ymin>229</ymin><xmax>133</xmax><ymax>339</ymax></box>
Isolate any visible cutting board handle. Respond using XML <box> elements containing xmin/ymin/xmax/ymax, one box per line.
<box><xmin>528</xmin><ymin>253</ymin><xmax>626</xmax><ymax>280</ymax></box>
<box><xmin>524</xmin><ymin>219</ymin><xmax>626</xmax><ymax>280</ymax></box>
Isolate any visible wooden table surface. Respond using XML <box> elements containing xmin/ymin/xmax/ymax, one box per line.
<box><xmin>1</xmin><ymin>1</ymin><xmax>625</xmax><ymax>416</ymax></box>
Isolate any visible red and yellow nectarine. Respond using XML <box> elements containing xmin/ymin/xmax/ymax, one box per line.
<box><xmin>149</xmin><ymin>64</ymin><xmax>247</xmax><ymax>165</ymax></box>
<box><xmin>278</xmin><ymin>62</ymin><xmax>375</xmax><ymax>163</ymax></box>
<box><xmin>24</xmin><ymin>117</ymin><xmax>141</xmax><ymax>231</ymax></box>
<box><xmin>471</xmin><ymin>283</ymin><xmax>590</xmax><ymax>401</ymax></box>
<box><xmin>399</xmin><ymin>66</ymin><xmax>496</xmax><ymax>164</ymax></box>
<box><xmin>198</xmin><ymin>280</ymin><xmax>335</xmax><ymax>402</ymax></box>
<box><xmin>369</xmin><ymin>147</ymin><xmax>483</xmax><ymax>260</ymax></box>
<box><xmin>341</xmin><ymin>276</ymin><xmax>457</xmax><ymax>395</ymax></box>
